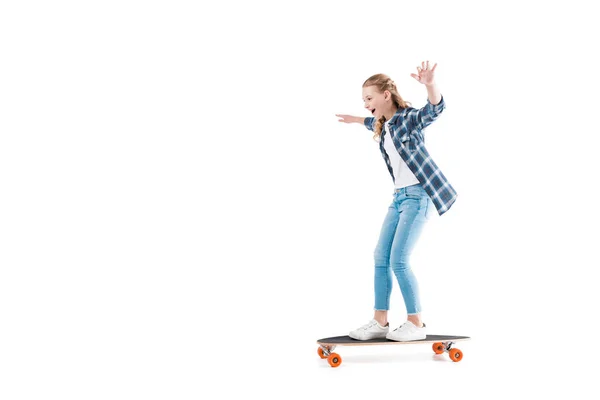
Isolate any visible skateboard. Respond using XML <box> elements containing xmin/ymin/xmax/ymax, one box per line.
<box><xmin>317</xmin><ymin>334</ymin><xmax>470</xmax><ymax>368</ymax></box>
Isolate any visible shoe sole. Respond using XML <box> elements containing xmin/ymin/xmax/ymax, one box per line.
<box><xmin>349</xmin><ymin>332</ymin><xmax>389</xmax><ymax>341</ymax></box>
<box><xmin>386</xmin><ymin>336</ymin><xmax>426</xmax><ymax>342</ymax></box>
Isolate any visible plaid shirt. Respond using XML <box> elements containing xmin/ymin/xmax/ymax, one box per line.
<box><xmin>364</xmin><ymin>95</ymin><xmax>457</xmax><ymax>216</ymax></box>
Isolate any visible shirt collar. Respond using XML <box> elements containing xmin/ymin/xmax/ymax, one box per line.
<box><xmin>387</xmin><ymin>107</ymin><xmax>408</xmax><ymax>125</ymax></box>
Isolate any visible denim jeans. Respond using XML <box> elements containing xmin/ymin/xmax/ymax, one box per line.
<box><xmin>373</xmin><ymin>183</ymin><xmax>434</xmax><ymax>314</ymax></box>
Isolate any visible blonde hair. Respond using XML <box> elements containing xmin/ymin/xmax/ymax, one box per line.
<box><xmin>362</xmin><ymin>74</ymin><xmax>411</xmax><ymax>142</ymax></box>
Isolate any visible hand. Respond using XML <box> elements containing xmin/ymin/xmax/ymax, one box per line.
<box><xmin>335</xmin><ymin>114</ymin><xmax>358</xmax><ymax>124</ymax></box>
<box><xmin>410</xmin><ymin>60</ymin><xmax>437</xmax><ymax>85</ymax></box>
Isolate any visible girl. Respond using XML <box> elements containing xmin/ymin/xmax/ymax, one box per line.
<box><xmin>335</xmin><ymin>61</ymin><xmax>457</xmax><ymax>341</ymax></box>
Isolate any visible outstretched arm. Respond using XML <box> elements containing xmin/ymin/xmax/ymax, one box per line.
<box><xmin>335</xmin><ymin>114</ymin><xmax>375</xmax><ymax>131</ymax></box>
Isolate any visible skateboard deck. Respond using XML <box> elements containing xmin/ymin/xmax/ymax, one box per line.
<box><xmin>317</xmin><ymin>334</ymin><xmax>470</xmax><ymax>367</ymax></box>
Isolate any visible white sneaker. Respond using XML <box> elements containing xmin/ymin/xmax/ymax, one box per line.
<box><xmin>349</xmin><ymin>319</ymin><xmax>389</xmax><ymax>340</ymax></box>
<box><xmin>386</xmin><ymin>321</ymin><xmax>427</xmax><ymax>341</ymax></box>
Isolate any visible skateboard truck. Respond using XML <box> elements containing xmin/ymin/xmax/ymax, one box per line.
<box><xmin>442</xmin><ymin>341</ymin><xmax>455</xmax><ymax>351</ymax></box>
<box><xmin>318</xmin><ymin>344</ymin><xmax>336</xmax><ymax>356</ymax></box>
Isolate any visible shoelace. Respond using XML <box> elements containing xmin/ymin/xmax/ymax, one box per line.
<box><xmin>361</xmin><ymin>320</ymin><xmax>377</xmax><ymax>330</ymax></box>
<box><xmin>393</xmin><ymin>323</ymin><xmax>411</xmax><ymax>332</ymax></box>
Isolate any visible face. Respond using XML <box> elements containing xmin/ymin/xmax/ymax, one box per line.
<box><xmin>362</xmin><ymin>85</ymin><xmax>390</xmax><ymax>119</ymax></box>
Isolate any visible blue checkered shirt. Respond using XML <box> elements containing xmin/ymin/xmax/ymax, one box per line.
<box><xmin>364</xmin><ymin>95</ymin><xmax>457</xmax><ymax>216</ymax></box>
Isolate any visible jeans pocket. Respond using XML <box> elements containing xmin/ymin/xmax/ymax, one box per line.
<box><xmin>404</xmin><ymin>184</ymin><xmax>425</xmax><ymax>199</ymax></box>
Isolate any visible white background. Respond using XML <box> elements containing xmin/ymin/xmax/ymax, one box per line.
<box><xmin>1</xmin><ymin>0</ymin><xmax>599</xmax><ymax>398</ymax></box>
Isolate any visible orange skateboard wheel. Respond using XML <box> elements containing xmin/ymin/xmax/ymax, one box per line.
<box><xmin>327</xmin><ymin>353</ymin><xmax>342</xmax><ymax>368</ymax></box>
<box><xmin>432</xmin><ymin>342</ymin><xmax>445</xmax><ymax>354</ymax></box>
<box><xmin>318</xmin><ymin>347</ymin><xmax>327</xmax><ymax>359</ymax></box>
<box><xmin>449</xmin><ymin>348</ymin><xmax>463</xmax><ymax>362</ymax></box>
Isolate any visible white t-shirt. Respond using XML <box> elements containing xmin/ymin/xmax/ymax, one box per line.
<box><xmin>383</xmin><ymin>120</ymin><xmax>420</xmax><ymax>189</ymax></box>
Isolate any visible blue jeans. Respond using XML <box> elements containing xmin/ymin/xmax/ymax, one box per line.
<box><xmin>373</xmin><ymin>183</ymin><xmax>434</xmax><ymax>314</ymax></box>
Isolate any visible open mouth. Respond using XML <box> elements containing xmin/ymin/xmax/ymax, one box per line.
<box><xmin>371</xmin><ymin>108</ymin><xmax>376</xmax><ymax>115</ymax></box>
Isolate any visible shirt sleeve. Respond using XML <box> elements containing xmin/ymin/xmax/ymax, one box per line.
<box><xmin>364</xmin><ymin>117</ymin><xmax>375</xmax><ymax>132</ymax></box>
<box><xmin>411</xmin><ymin>95</ymin><xmax>446</xmax><ymax>131</ymax></box>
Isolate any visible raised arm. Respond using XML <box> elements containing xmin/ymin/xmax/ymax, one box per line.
<box><xmin>410</xmin><ymin>61</ymin><xmax>445</xmax><ymax>130</ymax></box>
